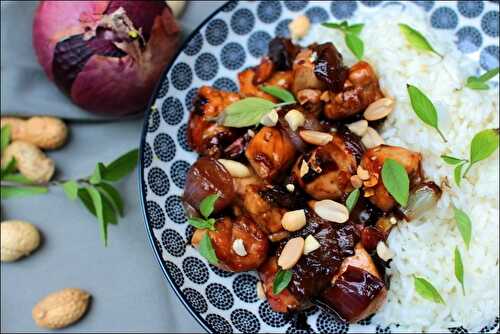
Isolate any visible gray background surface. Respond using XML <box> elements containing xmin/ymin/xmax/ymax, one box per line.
<box><xmin>1</xmin><ymin>1</ymin><xmax>223</xmax><ymax>332</ymax></box>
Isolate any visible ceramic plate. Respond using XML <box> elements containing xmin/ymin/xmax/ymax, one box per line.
<box><xmin>139</xmin><ymin>1</ymin><xmax>499</xmax><ymax>333</ymax></box>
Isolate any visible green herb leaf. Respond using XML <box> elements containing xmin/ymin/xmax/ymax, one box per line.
<box><xmin>260</xmin><ymin>85</ymin><xmax>296</xmax><ymax>103</ymax></box>
<box><xmin>187</xmin><ymin>217</ymin><xmax>216</xmax><ymax>231</ymax></box>
<box><xmin>345</xmin><ymin>33</ymin><xmax>364</xmax><ymax>60</ymax></box>
<box><xmin>413</xmin><ymin>276</ymin><xmax>445</xmax><ymax>304</ymax></box>
<box><xmin>465</xmin><ymin>78</ymin><xmax>490</xmax><ymax>90</ymax></box>
<box><xmin>86</xmin><ymin>186</ymin><xmax>107</xmax><ymax>246</ymax></box>
<box><xmin>101</xmin><ymin>194</ymin><xmax>118</xmax><ymax>225</ymax></box>
<box><xmin>381</xmin><ymin>159</ymin><xmax>410</xmax><ymax>207</ymax></box>
<box><xmin>441</xmin><ymin>155</ymin><xmax>465</xmax><ymax>165</ymax></box>
<box><xmin>199</xmin><ymin>194</ymin><xmax>219</xmax><ymax>219</ymax></box>
<box><xmin>1</xmin><ymin>158</ymin><xmax>17</xmax><ymax>177</ymax></box>
<box><xmin>321</xmin><ymin>22</ymin><xmax>345</xmax><ymax>29</ymax></box>
<box><xmin>453</xmin><ymin>206</ymin><xmax>472</xmax><ymax>249</ymax></box>
<box><xmin>478</xmin><ymin>67</ymin><xmax>499</xmax><ymax>82</ymax></box>
<box><xmin>1</xmin><ymin>186</ymin><xmax>48</xmax><ymax>198</ymax></box>
<box><xmin>398</xmin><ymin>23</ymin><xmax>441</xmax><ymax>56</ymax></box>
<box><xmin>1</xmin><ymin>125</ymin><xmax>11</xmax><ymax>153</ymax></box>
<box><xmin>222</xmin><ymin>97</ymin><xmax>276</xmax><ymax>128</ymax></box>
<box><xmin>77</xmin><ymin>188</ymin><xmax>96</xmax><ymax>216</ymax></box>
<box><xmin>454</xmin><ymin>247</ymin><xmax>465</xmax><ymax>295</ymax></box>
<box><xmin>469</xmin><ymin>129</ymin><xmax>499</xmax><ymax>165</ymax></box>
<box><xmin>89</xmin><ymin>163</ymin><xmax>105</xmax><ymax>184</ymax></box>
<box><xmin>62</xmin><ymin>180</ymin><xmax>79</xmax><ymax>200</ymax></box>
<box><xmin>102</xmin><ymin>149</ymin><xmax>139</xmax><ymax>182</ymax></box>
<box><xmin>345</xmin><ymin>23</ymin><xmax>364</xmax><ymax>35</ymax></box>
<box><xmin>407</xmin><ymin>84</ymin><xmax>447</xmax><ymax>142</ymax></box>
<box><xmin>345</xmin><ymin>188</ymin><xmax>360</xmax><ymax>212</ymax></box>
<box><xmin>273</xmin><ymin>269</ymin><xmax>293</xmax><ymax>295</ymax></box>
<box><xmin>199</xmin><ymin>232</ymin><xmax>218</xmax><ymax>265</ymax></box>
<box><xmin>97</xmin><ymin>183</ymin><xmax>124</xmax><ymax>216</ymax></box>
<box><xmin>1</xmin><ymin>173</ymin><xmax>32</xmax><ymax>184</ymax></box>
<box><xmin>454</xmin><ymin>163</ymin><xmax>465</xmax><ymax>187</ymax></box>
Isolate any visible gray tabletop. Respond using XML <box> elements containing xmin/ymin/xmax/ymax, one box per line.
<box><xmin>1</xmin><ymin>1</ymin><xmax>224</xmax><ymax>332</ymax></box>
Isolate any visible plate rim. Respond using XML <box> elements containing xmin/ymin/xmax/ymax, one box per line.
<box><xmin>138</xmin><ymin>1</ymin><xmax>234</xmax><ymax>333</ymax></box>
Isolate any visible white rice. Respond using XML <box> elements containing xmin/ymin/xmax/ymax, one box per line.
<box><xmin>304</xmin><ymin>5</ymin><xmax>499</xmax><ymax>332</ymax></box>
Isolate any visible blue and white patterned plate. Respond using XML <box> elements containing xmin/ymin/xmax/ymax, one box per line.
<box><xmin>139</xmin><ymin>1</ymin><xmax>499</xmax><ymax>333</ymax></box>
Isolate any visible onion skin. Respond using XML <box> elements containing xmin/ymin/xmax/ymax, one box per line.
<box><xmin>33</xmin><ymin>1</ymin><xmax>180</xmax><ymax>116</ymax></box>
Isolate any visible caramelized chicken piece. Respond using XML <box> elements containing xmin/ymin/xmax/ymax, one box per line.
<box><xmin>324</xmin><ymin>61</ymin><xmax>383</xmax><ymax>120</ymax></box>
<box><xmin>243</xmin><ymin>185</ymin><xmax>287</xmax><ymax>234</ymax></box>
<box><xmin>292</xmin><ymin>48</ymin><xmax>326</xmax><ymax>94</ymax></box>
<box><xmin>361</xmin><ymin>145</ymin><xmax>422</xmax><ymax>211</ymax></box>
<box><xmin>258</xmin><ymin>256</ymin><xmax>301</xmax><ymax>312</ymax></box>
<box><xmin>253</xmin><ymin>57</ymin><xmax>275</xmax><ymax>84</ymax></box>
<box><xmin>292</xmin><ymin>132</ymin><xmax>362</xmax><ymax>200</ymax></box>
<box><xmin>331</xmin><ymin>243</ymin><xmax>381</xmax><ymax>284</ymax></box>
<box><xmin>245</xmin><ymin>127</ymin><xmax>296</xmax><ymax>181</ymax></box>
<box><xmin>238</xmin><ymin>66</ymin><xmax>293</xmax><ymax>101</ymax></box>
<box><xmin>192</xmin><ymin>216</ymin><xmax>269</xmax><ymax>272</ymax></box>
<box><xmin>187</xmin><ymin>86</ymin><xmax>241</xmax><ymax>157</ymax></box>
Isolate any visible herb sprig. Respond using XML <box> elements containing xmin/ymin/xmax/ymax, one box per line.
<box><xmin>398</xmin><ymin>23</ymin><xmax>441</xmax><ymax>57</ymax></box>
<box><xmin>1</xmin><ymin>126</ymin><xmax>138</xmax><ymax>247</ymax></box>
<box><xmin>465</xmin><ymin>67</ymin><xmax>499</xmax><ymax>90</ymax></box>
<box><xmin>407</xmin><ymin>84</ymin><xmax>447</xmax><ymax>142</ymax></box>
<box><xmin>454</xmin><ymin>247</ymin><xmax>465</xmax><ymax>295</ymax></box>
<box><xmin>273</xmin><ymin>269</ymin><xmax>293</xmax><ymax>295</ymax></box>
<box><xmin>322</xmin><ymin>21</ymin><xmax>365</xmax><ymax>60</ymax></box>
<box><xmin>345</xmin><ymin>188</ymin><xmax>360</xmax><ymax>212</ymax></box>
<box><xmin>220</xmin><ymin>86</ymin><xmax>296</xmax><ymax>128</ymax></box>
<box><xmin>187</xmin><ymin>194</ymin><xmax>219</xmax><ymax>231</ymax></box>
<box><xmin>441</xmin><ymin>128</ymin><xmax>499</xmax><ymax>185</ymax></box>
<box><xmin>453</xmin><ymin>206</ymin><xmax>472</xmax><ymax>249</ymax></box>
<box><xmin>381</xmin><ymin>159</ymin><xmax>409</xmax><ymax>207</ymax></box>
<box><xmin>413</xmin><ymin>276</ymin><xmax>445</xmax><ymax>304</ymax></box>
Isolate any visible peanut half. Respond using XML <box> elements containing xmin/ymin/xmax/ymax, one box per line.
<box><xmin>299</xmin><ymin>130</ymin><xmax>333</xmax><ymax>146</ymax></box>
<box><xmin>288</xmin><ymin>15</ymin><xmax>310</xmax><ymax>41</ymax></box>
<box><xmin>278</xmin><ymin>237</ymin><xmax>305</xmax><ymax>270</ymax></box>
<box><xmin>363</xmin><ymin>97</ymin><xmax>395</xmax><ymax>121</ymax></box>
<box><xmin>284</xmin><ymin>109</ymin><xmax>305</xmax><ymax>131</ymax></box>
<box><xmin>281</xmin><ymin>209</ymin><xmax>306</xmax><ymax>232</ymax></box>
<box><xmin>2</xmin><ymin>141</ymin><xmax>55</xmax><ymax>183</ymax></box>
<box><xmin>346</xmin><ymin>119</ymin><xmax>368</xmax><ymax>137</ymax></box>
<box><xmin>313</xmin><ymin>200</ymin><xmax>349</xmax><ymax>223</ymax></box>
<box><xmin>1</xmin><ymin>116</ymin><xmax>68</xmax><ymax>150</ymax></box>
<box><xmin>217</xmin><ymin>159</ymin><xmax>251</xmax><ymax>178</ymax></box>
<box><xmin>1</xmin><ymin>220</ymin><xmax>41</xmax><ymax>262</ymax></box>
<box><xmin>303</xmin><ymin>235</ymin><xmax>320</xmax><ymax>255</ymax></box>
<box><xmin>361</xmin><ymin>127</ymin><xmax>385</xmax><ymax>149</ymax></box>
<box><xmin>32</xmin><ymin>288</ymin><xmax>90</xmax><ymax>329</ymax></box>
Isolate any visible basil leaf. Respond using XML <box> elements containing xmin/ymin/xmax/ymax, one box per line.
<box><xmin>273</xmin><ymin>269</ymin><xmax>293</xmax><ymax>295</ymax></box>
<box><xmin>199</xmin><ymin>232</ymin><xmax>218</xmax><ymax>265</ymax></box>
<box><xmin>89</xmin><ymin>163</ymin><xmax>105</xmax><ymax>184</ymax></box>
<box><xmin>407</xmin><ymin>84</ymin><xmax>447</xmax><ymax>142</ymax></box>
<box><xmin>440</xmin><ymin>155</ymin><xmax>465</xmax><ymax>165</ymax></box>
<box><xmin>453</xmin><ymin>206</ymin><xmax>472</xmax><ymax>249</ymax></box>
<box><xmin>187</xmin><ymin>217</ymin><xmax>216</xmax><ymax>231</ymax></box>
<box><xmin>102</xmin><ymin>149</ymin><xmax>139</xmax><ymax>182</ymax></box>
<box><xmin>77</xmin><ymin>188</ymin><xmax>96</xmax><ymax>216</ymax></box>
<box><xmin>97</xmin><ymin>183</ymin><xmax>124</xmax><ymax>216</ymax></box>
<box><xmin>469</xmin><ymin>129</ymin><xmax>499</xmax><ymax>165</ymax></box>
<box><xmin>86</xmin><ymin>186</ymin><xmax>107</xmax><ymax>246</ymax></box>
<box><xmin>1</xmin><ymin>125</ymin><xmax>11</xmax><ymax>153</ymax></box>
<box><xmin>345</xmin><ymin>33</ymin><xmax>364</xmax><ymax>60</ymax></box>
<box><xmin>345</xmin><ymin>188</ymin><xmax>360</xmax><ymax>212</ymax></box>
<box><xmin>381</xmin><ymin>159</ymin><xmax>409</xmax><ymax>207</ymax></box>
<box><xmin>454</xmin><ymin>247</ymin><xmax>465</xmax><ymax>295</ymax></box>
<box><xmin>260</xmin><ymin>85</ymin><xmax>296</xmax><ymax>103</ymax></box>
<box><xmin>454</xmin><ymin>163</ymin><xmax>465</xmax><ymax>187</ymax></box>
<box><xmin>199</xmin><ymin>194</ymin><xmax>219</xmax><ymax>219</ymax></box>
<box><xmin>62</xmin><ymin>180</ymin><xmax>79</xmax><ymax>200</ymax></box>
<box><xmin>478</xmin><ymin>67</ymin><xmax>499</xmax><ymax>82</ymax></box>
<box><xmin>413</xmin><ymin>276</ymin><xmax>445</xmax><ymax>304</ymax></box>
<box><xmin>2</xmin><ymin>173</ymin><xmax>32</xmax><ymax>184</ymax></box>
<box><xmin>345</xmin><ymin>23</ymin><xmax>364</xmax><ymax>35</ymax></box>
<box><xmin>222</xmin><ymin>97</ymin><xmax>276</xmax><ymax>128</ymax></box>
<box><xmin>1</xmin><ymin>158</ymin><xmax>17</xmax><ymax>177</ymax></box>
<box><xmin>398</xmin><ymin>23</ymin><xmax>441</xmax><ymax>56</ymax></box>
<box><xmin>321</xmin><ymin>22</ymin><xmax>344</xmax><ymax>29</ymax></box>
<box><xmin>1</xmin><ymin>186</ymin><xmax>48</xmax><ymax>198</ymax></box>
<box><xmin>465</xmin><ymin>78</ymin><xmax>490</xmax><ymax>90</ymax></box>
<box><xmin>101</xmin><ymin>193</ymin><xmax>118</xmax><ymax>225</ymax></box>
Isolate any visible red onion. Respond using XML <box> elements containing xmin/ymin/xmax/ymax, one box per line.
<box><xmin>33</xmin><ymin>1</ymin><xmax>180</xmax><ymax>116</ymax></box>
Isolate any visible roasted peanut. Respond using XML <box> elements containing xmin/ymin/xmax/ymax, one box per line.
<box><xmin>2</xmin><ymin>141</ymin><xmax>55</xmax><ymax>183</ymax></box>
<box><xmin>1</xmin><ymin>116</ymin><xmax>68</xmax><ymax>150</ymax></box>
